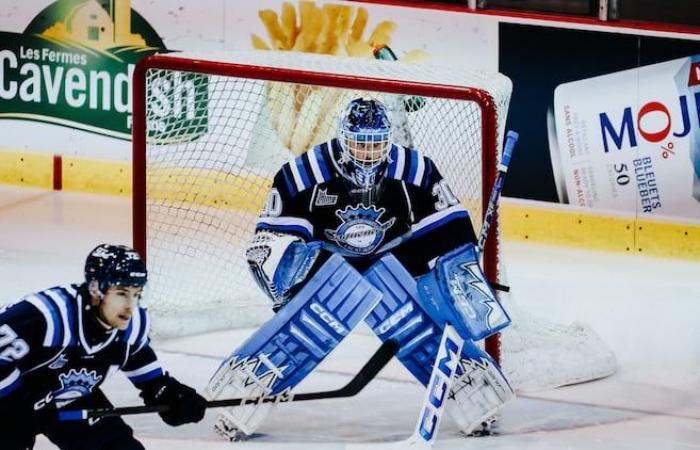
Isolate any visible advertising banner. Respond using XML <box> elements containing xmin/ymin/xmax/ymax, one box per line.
<box><xmin>0</xmin><ymin>0</ymin><xmax>497</xmax><ymax>160</ymax></box>
<box><xmin>549</xmin><ymin>55</ymin><xmax>700</xmax><ymax>218</ymax></box>
<box><xmin>500</xmin><ymin>23</ymin><xmax>700</xmax><ymax>222</ymax></box>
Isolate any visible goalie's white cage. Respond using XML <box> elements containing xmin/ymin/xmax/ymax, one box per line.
<box><xmin>133</xmin><ymin>51</ymin><xmax>616</xmax><ymax>390</ymax></box>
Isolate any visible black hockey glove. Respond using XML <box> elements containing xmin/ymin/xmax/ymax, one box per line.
<box><xmin>139</xmin><ymin>374</ymin><xmax>207</xmax><ymax>426</ymax></box>
<box><xmin>0</xmin><ymin>387</ymin><xmax>57</xmax><ymax>435</ymax></box>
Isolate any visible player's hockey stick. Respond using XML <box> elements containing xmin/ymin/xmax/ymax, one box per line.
<box><xmin>59</xmin><ymin>339</ymin><xmax>399</xmax><ymax>421</ymax></box>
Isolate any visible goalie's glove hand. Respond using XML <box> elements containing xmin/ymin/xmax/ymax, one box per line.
<box><xmin>140</xmin><ymin>374</ymin><xmax>207</xmax><ymax>426</ymax></box>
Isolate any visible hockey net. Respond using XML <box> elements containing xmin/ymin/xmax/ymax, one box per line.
<box><xmin>133</xmin><ymin>51</ymin><xmax>615</xmax><ymax>391</ymax></box>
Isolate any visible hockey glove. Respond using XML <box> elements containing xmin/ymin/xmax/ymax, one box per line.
<box><xmin>140</xmin><ymin>374</ymin><xmax>207</xmax><ymax>426</ymax></box>
<box><xmin>0</xmin><ymin>386</ymin><xmax>57</xmax><ymax>435</ymax></box>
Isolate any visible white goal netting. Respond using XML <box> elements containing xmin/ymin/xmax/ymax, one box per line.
<box><xmin>134</xmin><ymin>50</ymin><xmax>615</xmax><ymax>391</ymax></box>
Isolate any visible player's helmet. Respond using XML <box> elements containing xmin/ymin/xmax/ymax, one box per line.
<box><xmin>84</xmin><ymin>244</ymin><xmax>148</xmax><ymax>294</ymax></box>
<box><xmin>338</xmin><ymin>98</ymin><xmax>393</xmax><ymax>189</ymax></box>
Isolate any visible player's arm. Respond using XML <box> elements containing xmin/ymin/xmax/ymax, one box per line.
<box><xmin>392</xmin><ymin>158</ymin><xmax>478</xmax><ymax>276</ymax></box>
<box><xmin>247</xmin><ymin>167</ymin><xmax>329</xmax><ymax>310</ymax></box>
<box><xmin>0</xmin><ymin>299</ymin><xmax>54</xmax><ymax>421</ymax></box>
<box><xmin>122</xmin><ymin>307</ymin><xmax>206</xmax><ymax>427</ymax></box>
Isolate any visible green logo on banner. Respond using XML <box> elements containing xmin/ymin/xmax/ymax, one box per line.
<box><xmin>0</xmin><ymin>0</ymin><xmax>208</xmax><ymax>141</ymax></box>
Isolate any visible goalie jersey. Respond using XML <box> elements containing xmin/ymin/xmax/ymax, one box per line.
<box><xmin>0</xmin><ymin>284</ymin><xmax>163</xmax><ymax>411</ymax></box>
<box><xmin>256</xmin><ymin>138</ymin><xmax>478</xmax><ymax>275</ymax></box>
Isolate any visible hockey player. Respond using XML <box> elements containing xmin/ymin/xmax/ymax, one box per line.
<box><xmin>208</xmin><ymin>98</ymin><xmax>514</xmax><ymax>440</ymax></box>
<box><xmin>0</xmin><ymin>244</ymin><xmax>207</xmax><ymax>450</ymax></box>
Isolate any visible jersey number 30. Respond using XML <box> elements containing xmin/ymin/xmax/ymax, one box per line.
<box><xmin>432</xmin><ymin>180</ymin><xmax>459</xmax><ymax>211</ymax></box>
<box><xmin>0</xmin><ymin>324</ymin><xmax>29</xmax><ymax>360</ymax></box>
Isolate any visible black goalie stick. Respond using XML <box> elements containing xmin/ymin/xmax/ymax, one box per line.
<box><xmin>59</xmin><ymin>339</ymin><xmax>399</xmax><ymax>421</ymax></box>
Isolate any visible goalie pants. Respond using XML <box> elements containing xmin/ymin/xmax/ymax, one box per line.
<box><xmin>2</xmin><ymin>389</ymin><xmax>145</xmax><ymax>450</ymax></box>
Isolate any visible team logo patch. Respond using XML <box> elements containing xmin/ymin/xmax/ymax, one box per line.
<box><xmin>53</xmin><ymin>368</ymin><xmax>103</xmax><ymax>407</ymax></box>
<box><xmin>324</xmin><ymin>205</ymin><xmax>396</xmax><ymax>255</ymax></box>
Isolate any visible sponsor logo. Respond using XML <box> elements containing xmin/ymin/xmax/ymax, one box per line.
<box><xmin>418</xmin><ymin>330</ymin><xmax>462</xmax><ymax>442</ymax></box>
<box><xmin>310</xmin><ymin>302</ymin><xmax>347</xmax><ymax>335</ymax></box>
<box><xmin>376</xmin><ymin>302</ymin><xmax>415</xmax><ymax>335</ymax></box>
<box><xmin>0</xmin><ymin>0</ymin><xmax>207</xmax><ymax>141</ymax></box>
<box><xmin>599</xmin><ymin>94</ymin><xmax>700</xmax><ymax>153</ymax></box>
<box><xmin>324</xmin><ymin>205</ymin><xmax>396</xmax><ymax>255</ymax></box>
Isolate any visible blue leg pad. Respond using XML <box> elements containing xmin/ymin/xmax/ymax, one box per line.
<box><xmin>364</xmin><ymin>254</ymin><xmax>495</xmax><ymax>386</ymax></box>
<box><xmin>225</xmin><ymin>254</ymin><xmax>382</xmax><ymax>394</ymax></box>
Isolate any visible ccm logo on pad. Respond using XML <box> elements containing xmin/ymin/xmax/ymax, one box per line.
<box><xmin>310</xmin><ymin>303</ymin><xmax>347</xmax><ymax>335</ymax></box>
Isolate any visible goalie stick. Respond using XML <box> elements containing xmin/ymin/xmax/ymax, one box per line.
<box><xmin>397</xmin><ymin>132</ymin><xmax>519</xmax><ymax>448</ymax></box>
<box><xmin>59</xmin><ymin>339</ymin><xmax>399</xmax><ymax>421</ymax></box>
<box><xmin>478</xmin><ymin>130</ymin><xmax>519</xmax><ymax>252</ymax></box>
<box><xmin>346</xmin><ymin>325</ymin><xmax>463</xmax><ymax>450</ymax></box>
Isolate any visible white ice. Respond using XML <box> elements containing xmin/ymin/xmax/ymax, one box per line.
<box><xmin>1</xmin><ymin>185</ymin><xmax>699</xmax><ymax>449</ymax></box>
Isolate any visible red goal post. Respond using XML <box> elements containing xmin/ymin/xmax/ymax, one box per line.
<box><xmin>132</xmin><ymin>51</ymin><xmax>510</xmax><ymax>360</ymax></box>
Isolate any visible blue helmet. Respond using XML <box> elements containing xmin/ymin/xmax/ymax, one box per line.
<box><xmin>85</xmin><ymin>244</ymin><xmax>147</xmax><ymax>294</ymax></box>
<box><xmin>338</xmin><ymin>98</ymin><xmax>393</xmax><ymax>188</ymax></box>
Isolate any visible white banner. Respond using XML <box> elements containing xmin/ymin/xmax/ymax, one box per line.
<box><xmin>549</xmin><ymin>55</ymin><xmax>700</xmax><ymax>219</ymax></box>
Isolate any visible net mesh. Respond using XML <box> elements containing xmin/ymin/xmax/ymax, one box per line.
<box><xmin>140</xmin><ymin>51</ymin><xmax>508</xmax><ymax>337</ymax></box>
<box><xmin>136</xmin><ymin>51</ymin><xmax>616</xmax><ymax>391</ymax></box>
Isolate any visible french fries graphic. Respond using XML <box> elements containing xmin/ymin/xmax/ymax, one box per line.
<box><xmin>252</xmin><ymin>1</ymin><xmax>428</xmax><ymax>155</ymax></box>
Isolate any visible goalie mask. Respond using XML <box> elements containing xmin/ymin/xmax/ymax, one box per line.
<box><xmin>85</xmin><ymin>244</ymin><xmax>148</xmax><ymax>296</ymax></box>
<box><xmin>338</xmin><ymin>98</ymin><xmax>393</xmax><ymax>190</ymax></box>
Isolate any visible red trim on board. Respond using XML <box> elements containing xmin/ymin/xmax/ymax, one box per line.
<box><xmin>53</xmin><ymin>155</ymin><xmax>62</xmax><ymax>191</ymax></box>
<box><xmin>352</xmin><ymin>0</ymin><xmax>700</xmax><ymax>36</ymax></box>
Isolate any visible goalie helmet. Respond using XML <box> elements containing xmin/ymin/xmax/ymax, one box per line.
<box><xmin>85</xmin><ymin>244</ymin><xmax>148</xmax><ymax>294</ymax></box>
<box><xmin>338</xmin><ymin>98</ymin><xmax>393</xmax><ymax>189</ymax></box>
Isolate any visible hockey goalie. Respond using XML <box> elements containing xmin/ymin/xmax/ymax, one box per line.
<box><xmin>205</xmin><ymin>97</ymin><xmax>515</xmax><ymax>441</ymax></box>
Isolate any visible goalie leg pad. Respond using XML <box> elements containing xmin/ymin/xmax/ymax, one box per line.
<box><xmin>417</xmin><ymin>243</ymin><xmax>511</xmax><ymax>341</ymax></box>
<box><xmin>364</xmin><ymin>254</ymin><xmax>443</xmax><ymax>385</ymax></box>
<box><xmin>364</xmin><ymin>254</ymin><xmax>514</xmax><ymax>435</ymax></box>
<box><xmin>207</xmin><ymin>253</ymin><xmax>382</xmax><ymax>439</ymax></box>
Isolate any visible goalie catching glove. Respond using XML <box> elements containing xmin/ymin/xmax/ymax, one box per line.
<box><xmin>139</xmin><ymin>373</ymin><xmax>207</xmax><ymax>426</ymax></box>
<box><xmin>246</xmin><ymin>230</ymin><xmax>327</xmax><ymax>311</ymax></box>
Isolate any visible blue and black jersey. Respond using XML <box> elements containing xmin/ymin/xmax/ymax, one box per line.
<box><xmin>0</xmin><ymin>284</ymin><xmax>163</xmax><ymax>413</ymax></box>
<box><xmin>256</xmin><ymin>138</ymin><xmax>477</xmax><ymax>274</ymax></box>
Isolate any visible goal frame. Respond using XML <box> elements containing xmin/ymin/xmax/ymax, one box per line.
<box><xmin>131</xmin><ymin>53</ymin><xmax>502</xmax><ymax>359</ymax></box>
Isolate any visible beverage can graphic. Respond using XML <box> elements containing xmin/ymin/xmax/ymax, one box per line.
<box><xmin>547</xmin><ymin>55</ymin><xmax>700</xmax><ymax>220</ymax></box>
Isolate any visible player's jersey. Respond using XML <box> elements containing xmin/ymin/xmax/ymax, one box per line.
<box><xmin>256</xmin><ymin>138</ymin><xmax>478</xmax><ymax>274</ymax></box>
<box><xmin>0</xmin><ymin>284</ymin><xmax>163</xmax><ymax>411</ymax></box>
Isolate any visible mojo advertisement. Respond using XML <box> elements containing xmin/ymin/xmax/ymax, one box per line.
<box><xmin>500</xmin><ymin>23</ymin><xmax>700</xmax><ymax>222</ymax></box>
